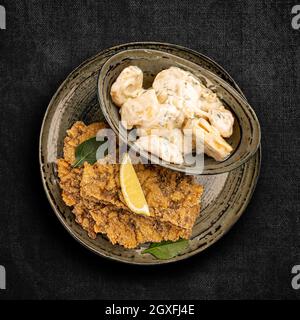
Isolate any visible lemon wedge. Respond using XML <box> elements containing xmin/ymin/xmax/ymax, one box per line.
<box><xmin>120</xmin><ymin>153</ymin><xmax>150</xmax><ymax>216</ymax></box>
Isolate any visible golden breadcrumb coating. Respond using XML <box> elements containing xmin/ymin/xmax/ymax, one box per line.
<box><xmin>81</xmin><ymin>162</ymin><xmax>203</xmax><ymax>230</ymax></box>
<box><xmin>63</xmin><ymin>121</ymin><xmax>107</xmax><ymax>164</ymax></box>
<box><xmin>57</xmin><ymin>122</ymin><xmax>203</xmax><ymax>248</ymax></box>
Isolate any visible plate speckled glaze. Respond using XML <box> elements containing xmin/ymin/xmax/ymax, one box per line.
<box><xmin>39</xmin><ymin>42</ymin><xmax>261</xmax><ymax>265</ymax></box>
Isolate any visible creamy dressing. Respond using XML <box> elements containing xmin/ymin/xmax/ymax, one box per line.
<box><xmin>135</xmin><ymin>135</ymin><xmax>184</xmax><ymax>165</ymax></box>
<box><xmin>110</xmin><ymin>66</ymin><xmax>143</xmax><ymax>107</ymax></box>
<box><xmin>110</xmin><ymin>66</ymin><xmax>234</xmax><ymax>163</ymax></box>
<box><xmin>208</xmin><ymin>108</ymin><xmax>234</xmax><ymax>138</ymax></box>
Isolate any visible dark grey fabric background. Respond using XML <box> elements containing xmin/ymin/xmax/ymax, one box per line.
<box><xmin>0</xmin><ymin>0</ymin><xmax>299</xmax><ymax>300</ymax></box>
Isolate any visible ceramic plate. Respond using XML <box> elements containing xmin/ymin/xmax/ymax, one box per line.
<box><xmin>39</xmin><ymin>42</ymin><xmax>261</xmax><ymax>265</ymax></box>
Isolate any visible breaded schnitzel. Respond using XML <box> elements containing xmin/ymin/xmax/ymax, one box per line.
<box><xmin>81</xmin><ymin>162</ymin><xmax>202</xmax><ymax>230</ymax></box>
<box><xmin>57</xmin><ymin>122</ymin><xmax>203</xmax><ymax>248</ymax></box>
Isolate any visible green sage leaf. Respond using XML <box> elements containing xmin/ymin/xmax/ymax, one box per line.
<box><xmin>142</xmin><ymin>239</ymin><xmax>189</xmax><ymax>260</ymax></box>
<box><xmin>73</xmin><ymin>136</ymin><xmax>106</xmax><ymax>168</ymax></box>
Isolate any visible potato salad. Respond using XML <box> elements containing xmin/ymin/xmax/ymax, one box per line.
<box><xmin>110</xmin><ymin>66</ymin><xmax>234</xmax><ymax>164</ymax></box>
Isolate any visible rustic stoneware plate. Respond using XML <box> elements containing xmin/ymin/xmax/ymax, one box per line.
<box><xmin>39</xmin><ymin>42</ymin><xmax>261</xmax><ymax>265</ymax></box>
<box><xmin>98</xmin><ymin>49</ymin><xmax>261</xmax><ymax>175</ymax></box>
